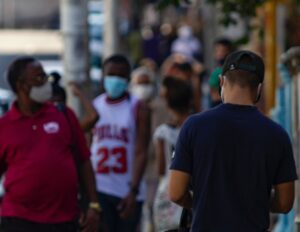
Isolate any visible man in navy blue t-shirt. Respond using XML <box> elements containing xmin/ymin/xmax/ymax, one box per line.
<box><xmin>169</xmin><ymin>50</ymin><xmax>298</xmax><ymax>232</ymax></box>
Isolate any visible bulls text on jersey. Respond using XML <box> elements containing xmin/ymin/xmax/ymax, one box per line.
<box><xmin>94</xmin><ymin>124</ymin><xmax>129</xmax><ymax>143</ymax></box>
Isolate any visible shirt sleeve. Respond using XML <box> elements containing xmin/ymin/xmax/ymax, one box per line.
<box><xmin>66</xmin><ymin>107</ymin><xmax>91</xmax><ymax>162</ymax></box>
<box><xmin>170</xmin><ymin>117</ymin><xmax>193</xmax><ymax>174</ymax></box>
<box><xmin>273</xmin><ymin>131</ymin><xmax>298</xmax><ymax>185</ymax></box>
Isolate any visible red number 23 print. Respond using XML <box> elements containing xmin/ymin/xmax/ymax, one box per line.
<box><xmin>97</xmin><ymin>147</ymin><xmax>127</xmax><ymax>174</ymax></box>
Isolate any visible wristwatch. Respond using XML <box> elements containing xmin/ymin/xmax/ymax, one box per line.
<box><xmin>89</xmin><ymin>202</ymin><xmax>102</xmax><ymax>213</ymax></box>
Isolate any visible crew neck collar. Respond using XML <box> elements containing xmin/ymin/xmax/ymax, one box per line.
<box><xmin>105</xmin><ymin>92</ymin><xmax>130</xmax><ymax>104</ymax></box>
<box><xmin>8</xmin><ymin>101</ymin><xmax>54</xmax><ymax>121</ymax></box>
<box><xmin>220</xmin><ymin>103</ymin><xmax>257</xmax><ymax>111</ymax></box>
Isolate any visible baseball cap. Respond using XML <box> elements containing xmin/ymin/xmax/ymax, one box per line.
<box><xmin>222</xmin><ymin>50</ymin><xmax>265</xmax><ymax>83</ymax></box>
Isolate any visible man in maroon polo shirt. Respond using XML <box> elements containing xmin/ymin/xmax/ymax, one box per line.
<box><xmin>0</xmin><ymin>57</ymin><xmax>100</xmax><ymax>232</ymax></box>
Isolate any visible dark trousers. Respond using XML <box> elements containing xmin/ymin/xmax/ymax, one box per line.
<box><xmin>0</xmin><ymin>217</ymin><xmax>79</xmax><ymax>232</ymax></box>
<box><xmin>98</xmin><ymin>192</ymin><xmax>143</xmax><ymax>232</ymax></box>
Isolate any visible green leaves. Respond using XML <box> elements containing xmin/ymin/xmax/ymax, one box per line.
<box><xmin>206</xmin><ymin>0</ymin><xmax>266</xmax><ymax>26</ymax></box>
<box><xmin>156</xmin><ymin>0</ymin><xmax>181</xmax><ymax>10</ymax></box>
<box><xmin>155</xmin><ymin>0</ymin><xmax>297</xmax><ymax>45</ymax></box>
<box><xmin>156</xmin><ymin>0</ymin><xmax>267</xmax><ymax>27</ymax></box>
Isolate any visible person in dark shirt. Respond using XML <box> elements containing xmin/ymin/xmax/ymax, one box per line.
<box><xmin>168</xmin><ymin>50</ymin><xmax>297</xmax><ymax>232</ymax></box>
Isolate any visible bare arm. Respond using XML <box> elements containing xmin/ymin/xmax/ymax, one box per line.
<box><xmin>79</xmin><ymin>159</ymin><xmax>99</xmax><ymax>203</ymax></box>
<box><xmin>270</xmin><ymin>181</ymin><xmax>295</xmax><ymax>214</ymax></box>
<box><xmin>70</xmin><ymin>82</ymin><xmax>99</xmax><ymax>132</ymax></box>
<box><xmin>79</xmin><ymin>159</ymin><xmax>101</xmax><ymax>232</ymax></box>
<box><xmin>131</xmin><ymin>101</ymin><xmax>151</xmax><ymax>191</ymax></box>
<box><xmin>155</xmin><ymin>138</ymin><xmax>166</xmax><ymax>176</ymax></box>
<box><xmin>169</xmin><ymin>169</ymin><xmax>192</xmax><ymax>209</ymax></box>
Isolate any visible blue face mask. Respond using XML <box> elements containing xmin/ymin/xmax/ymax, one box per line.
<box><xmin>104</xmin><ymin>75</ymin><xmax>128</xmax><ymax>99</ymax></box>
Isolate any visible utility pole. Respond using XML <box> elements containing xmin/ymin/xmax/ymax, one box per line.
<box><xmin>264</xmin><ymin>0</ymin><xmax>278</xmax><ymax>114</ymax></box>
<box><xmin>2</xmin><ymin>0</ymin><xmax>16</xmax><ymax>28</ymax></box>
<box><xmin>200</xmin><ymin>1</ymin><xmax>218</xmax><ymax>72</ymax></box>
<box><xmin>60</xmin><ymin>0</ymin><xmax>89</xmax><ymax>116</ymax></box>
<box><xmin>103</xmin><ymin>0</ymin><xmax>119</xmax><ymax>59</ymax></box>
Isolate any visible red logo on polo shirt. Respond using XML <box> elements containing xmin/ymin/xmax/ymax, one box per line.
<box><xmin>43</xmin><ymin>122</ymin><xmax>60</xmax><ymax>134</ymax></box>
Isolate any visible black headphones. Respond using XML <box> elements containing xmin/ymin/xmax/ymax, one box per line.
<box><xmin>255</xmin><ymin>83</ymin><xmax>262</xmax><ymax>103</ymax></box>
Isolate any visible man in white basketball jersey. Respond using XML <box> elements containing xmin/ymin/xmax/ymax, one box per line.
<box><xmin>90</xmin><ymin>55</ymin><xmax>150</xmax><ymax>231</ymax></box>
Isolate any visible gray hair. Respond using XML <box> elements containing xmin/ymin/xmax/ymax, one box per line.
<box><xmin>131</xmin><ymin>66</ymin><xmax>155</xmax><ymax>84</ymax></box>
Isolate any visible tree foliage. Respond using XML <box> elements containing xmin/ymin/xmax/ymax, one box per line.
<box><xmin>157</xmin><ymin>0</ymin><xmax>181</xmax><ymax>10</ymax></box>
<box><xmin>156</xmin><ymin>0</ymin><xmax>300</xmax><ymax>46</ymax></box>
<box><xmin>206</xmin><ymin>0</ymin><xmax>266</xmax><ymax>26</ymax></box>
<box><xmin>157</xmin><ymin>0</ymin><xmax>300</xmax><ymax>26</ymax></box>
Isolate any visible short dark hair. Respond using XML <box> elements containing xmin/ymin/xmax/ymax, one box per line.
<box><xmin>7</xmin><ymin>56</ymin><xmax>36</xmax><ymax>92</ymax></box>
<box><xmin>214</xmin><ymin>38</ymin><xmax>233</xmax><ymax>51</ymax></box>
<box><xmin>173</xmin><ymin>62</ymin><xmax>193</xmax><ymax>74</ymax></box>
<box><xmin>226</xmin><ymin>70</ymin><xmax>260</xmax><ymax>90</ymax></box>
<box><xmin>49</xmin><ymin>72</ymin><xmax>66</xmax><ymax>103</ymax></box>
<box><xmin>225</xmin><ymin>55</ymin><xmax>263</xmax><ymax>90</ymax></box>
<box><xmin>103</xmin><ymin>54</ymin><xmax>131</xmax><ymax>75</ymax></box>
<box><xmin>162</xmin><ymin>76</ymin><xmax>193</xmax><ymax>113</ymax></box>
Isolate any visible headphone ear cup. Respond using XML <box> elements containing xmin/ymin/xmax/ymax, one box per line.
<box><xmin>255</xmin><ymin>83</ymin><xmax>262</xmax><ymax>103</ymax></box>
<box><xmin>255</xmin><ymin>93</ymin><xmax>261</xmax><ymax>103</ymax></box>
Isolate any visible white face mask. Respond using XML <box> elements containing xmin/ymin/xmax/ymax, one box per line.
<box><xmin>130</xmin><ymin>84</ymin><xmax>154</xmax><ymax>101</ymax></box>
<box><xmin>29</xmin><ymin>81</ymin><xmax>52</xmax><ymax>103</ymax></box>
<box><xmin>178</xmin><ymin>26</ymin><xmax>192</xmax><ymax>39</ymax></box>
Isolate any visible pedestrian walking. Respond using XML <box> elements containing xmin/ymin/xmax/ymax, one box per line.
<box><xmin>130</xmin><ymin>66</ymin><xmax>158</xmax><ymax>232</ymax></box>
<box><xmin>90</xmin><ymin>54</ymin><xmax>151</xmax><ymax>232</ymax></box>
<box><xmin>213</xmin><ymin>38</ymin><xmax>234</xmax><ymax>66</ymax></box>
<box><xmin>0</xmin><ymin>57</ymin><xmax>100</xmax><ymax>232</ymax></box>
<box><xmin>130</xmin><ymin>66</ymin><xmax>155</xmax><ymax>102</ymax></box>
<box><xmin>153</xmin><ymin>77</ymin><xmax>193</xmax><ymax>232</ymax></box>
<box><xmin>168</xmin><ymin>50</ymin><xmax>297</xmax><ymax>232</ymax></box>
<box><xmin>162</xmin><ymin>55</ymin><xmax>201</xmax><ymax>112</ymax></box>
<box><xmin>171</xmin><ymin>25</ymin><xmax>202</xmax><ymax>61</ymax></box>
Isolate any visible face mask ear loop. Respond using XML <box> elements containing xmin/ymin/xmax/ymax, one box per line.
<box><xmin>218</xmin><ymin>74</ymin><xmax>224</xmax><ymax>97</ymax></box>
<box><xmin>255</xmin><ymin>83</ymin><xmax>262</xmax><ymax>103</ymax></box>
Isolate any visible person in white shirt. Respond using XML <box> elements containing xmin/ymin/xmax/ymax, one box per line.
<box><xmin>90</xmin><ymin>55</ymin><xmax>151</xmax><ymax>232</ymax></box>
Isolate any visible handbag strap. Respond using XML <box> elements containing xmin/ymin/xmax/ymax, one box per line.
<box><xmin>55</xmin><ymin>103</ymin><xmax>81</xmax><ymax>166</ymax></box>
<box><xmin>179</xmin><ymin>208</ymin><xmax>192</xmax><ymax>229</ymax></box>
